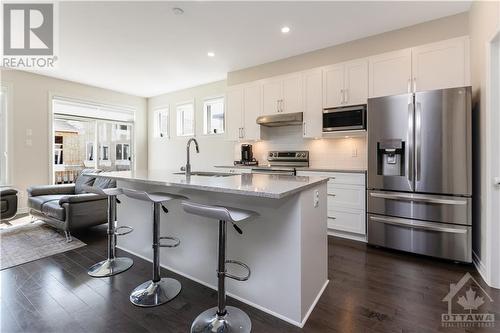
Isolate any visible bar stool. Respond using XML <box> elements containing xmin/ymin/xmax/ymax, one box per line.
<box><xmin>122</xmin><ymin>188</ymin><xmax>187</xmax><ymax>307</ymax></box>
<box><xmin>87</xmin><ymin>187</ymin><xmax>134</xmax><ymax>277</ymax></box>
<box><xmin>182</xmin><ymin>201</ymin><xmax>256</xmax><ymax>333</ymax></box>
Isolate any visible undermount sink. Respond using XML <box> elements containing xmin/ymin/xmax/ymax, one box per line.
<box><xmin>173</xmin><ymin>171</ymin><xmax>236</xmax><ymax>177</ymax></box>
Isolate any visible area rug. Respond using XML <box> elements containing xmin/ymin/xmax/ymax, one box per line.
<box><xmin>0</xmin><ymin>221</ymin><xmax>86</xmax><ymax>270</ymax></box>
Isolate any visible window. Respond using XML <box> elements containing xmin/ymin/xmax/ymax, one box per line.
<box><xmin>176</xmin><ymin>102</ymin><xmax>195</xmax><ymax>136</ymax></box>
<box><xmin>154</xmin><ymin>108</ymin><xmax>169</xmax><ymax>138</ymax></box>
<box><xmin>203</xmin><ymin>97</ymin><xmax>225</xmax><ymax>135</ymax></box>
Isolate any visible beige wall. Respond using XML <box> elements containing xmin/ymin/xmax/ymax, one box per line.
<box><xmin>468</xmin><ymin>1</ymin><xmax>500</xmax><ymax>271</ymax></box>
<box><xmin>0</xmin><ymin>69</ymin><xmax>148</xmax><ymax>210</ymax></box>
<box><xmin>228</xmin><ymin>12</ymin><xmax>469</xmax><ymax>85</ymax></box>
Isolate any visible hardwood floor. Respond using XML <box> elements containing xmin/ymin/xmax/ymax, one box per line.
<box><xmin>1</xmin><ymin>225</ymin><xmax>499</xmax><ymax>333</ymax></box>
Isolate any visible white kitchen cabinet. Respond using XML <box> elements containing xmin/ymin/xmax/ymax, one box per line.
<box><xmin>369</xmin><ymin>48</ymin><xmax>412</xmax><ymax>98</ymax></box>
<box><xmin>262</xmin><ymin>74</ymin><xmax>302</xmax><ymax>114</ymax></box>
<box><xmin>242</xmin><ymin>83</ymin><xmax>262</xmax><ymax>140</ymax></box>
<box><xmin>225</xmin><ymin>84</ymin><xmax>261</xmax><ymax>141</ymax></box>
<box><xmin>302</xmin><ymin>69</ymin><xmax>323</xmax><ymax>138</ymax></box>
<box><xmin>225</xmin><ymin>88</ymin><xmax>243</xmax><ymax>141</ymax></box>
<box><xmin>322</xmin><ymin>64</ymin><xmax>344</xmax><ymax>108</ymax></box>
<box><xmin>369</xmin><ymin>36</ymin><xmax>470</xmax><ymax>98</ymax></box>
<box><xmin>344</xmin><ymin>60</ymin><xmax>368</xmax><ymax>105</ymax></box>
<box><xmin>296</xmin><ymin>170</ymin><xmax>366</xmax><ymax>242</ymax></box>
<box><xmin>323</xmin><ymin>59</ymin><xmax>368</xmax><ymax>108</ymax></box>
<box><xmin>411</xmin><ymin>36</ymin><xmax>470</xmax><ymax>92</ymax></box>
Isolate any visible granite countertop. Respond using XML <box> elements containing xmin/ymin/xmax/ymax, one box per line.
<box><xmin>92</xmin><ymin>170</ymin><xmax>329</xmax><ymax>199</ymax></box>
<box><xmin>214</xmin><ymin>165</ymin><xmax>366</xmax><ymax>174</ymax></box>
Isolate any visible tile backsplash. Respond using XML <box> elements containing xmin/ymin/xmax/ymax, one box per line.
<box><xmin>234</xmin><ymin>126</ymin><xmax>367</xmax><ymax>170</ymax></box>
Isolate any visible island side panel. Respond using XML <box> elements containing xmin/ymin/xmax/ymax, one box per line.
<box><xmin>299</xmin><ymin>182</ymin><xmax>329</xmax><ymax>322</ymax></box>
<box><xmin>115</xmin><ymin>180</ymin><xmax>303</xmax><ymax>324</ymax></box>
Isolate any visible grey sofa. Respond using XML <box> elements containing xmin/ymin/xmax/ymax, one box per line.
<box><xmin>27</xmin><ymin>169</ymin><xmax>115</xmax><ymax>241</ymax></box>
<box><xmin>1</xmin><ymin>187</ymin><xmax>18</xmax><ymax>221</ymax></box>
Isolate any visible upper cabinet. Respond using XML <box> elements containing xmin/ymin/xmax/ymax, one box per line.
<box><xmin>225</xmin><ymin>83</ymin><xmax>262</xmax><ymax>141</ymax></box>
<box><xmin>369</xmin><ymin>36</ymin><xmax>470</xmax><ymax>98</ymax></box>
<box><xmin>368</xmin><ymin>49</ymin><xmax>412</xmax><ymax>98</ymax></box>
<box><xmin>302</xmin><ymin>68</ymin><xmax>323</xmax><ymax>138</ymax></box>
<box><xmin>323</xmin><ymin>59</ymin><xmax>368</xmax><ymax>108</ymax></box>
<box><xmin>411</xmin><ymin>37</ymin><xmax>470</xmax><ymax>92</ymax></box>
<box><xmin>262</xmin><ymin>73</ymin><xmax>302</xmax><ymax>114</ymax></box>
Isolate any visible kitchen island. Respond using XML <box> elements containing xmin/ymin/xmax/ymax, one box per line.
<box><xmin>93</xmin><ymin>170</ymin><xmax>329</xmax><ymax>327</ymax></box>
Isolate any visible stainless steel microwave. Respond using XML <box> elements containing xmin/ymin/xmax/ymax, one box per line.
<box><xmin>322</xmin><ymin>104</ymin><xmax>367</xmax><ymax>132</ymax></box>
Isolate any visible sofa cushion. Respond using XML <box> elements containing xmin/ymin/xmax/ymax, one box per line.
<box><xmin>28</xmin><ymin>194</ymin><xmax>66</xmax><ymax>211</ymax></box>
<box><xmin>93</xmin><ymin>177</ymin><xmax>116</xmax><ymax>190</ymax></box>
<box><xmin>41</xmin><ymin>201</ymin><xmax>65</xmax><ymax>221</ymax></box>
<box><xmin>75</xmin><ymin>169</ymin><xmax>100</xmax><ymax>194</ymax></box>
<box><xmin>0</xmin><ymin>188</ymin><xmax>17</xmax><ymax>196</ymax></box>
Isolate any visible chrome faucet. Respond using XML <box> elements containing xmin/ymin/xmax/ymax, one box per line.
<box><xmin>185</xmin><ymin>138</ymin><xmax>199</xmax><ymax>176</ymax></box>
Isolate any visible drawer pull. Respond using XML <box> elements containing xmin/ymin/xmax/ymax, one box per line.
<box><xmin>369</xmin><ymin>215</ymin><xmax>467</xmax><ymax>234</ymax></box>
<box><xmin>330</xmin><ymin>217</ymin><xmax>336</xmax><ymax>220</ymax></box>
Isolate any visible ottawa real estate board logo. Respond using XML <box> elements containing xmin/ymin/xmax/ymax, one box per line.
<box><xmin>441</xmin><ymin>272</ymin><xmax>495</xmax><ymax>328</ymax></box>
<box><xmin>2</xmin><ymin>2</ymin><xmax>58</xmax><ymax>68</ymax></box>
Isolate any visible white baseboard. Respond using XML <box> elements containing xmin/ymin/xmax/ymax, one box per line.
<box><xmin>300</xmin><ymin>279</ymin><xmax>329</xmax><ymax>327</ymax></box>
<box><xmin>473</xmin><ymin>250</ymin><xmax>490</xmax><ymax>286</ymax></box>
<box><xmin>328</xmin><ymin>229</ymin><xmax>367</xmax><ymax>243</ymax></box>
<box><xmin>16</xmin><ymin>207</ymin><xmax>29</xmax><ymax>215</ymax></box>
<box><xmin>117</xmin><ymin>245</ymin><xmax>324</xmax><ymax>327</ymax></box>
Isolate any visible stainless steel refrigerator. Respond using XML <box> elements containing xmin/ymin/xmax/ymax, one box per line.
<box><xmin>367</xmin><ymin>86</ymin><xmax>472</xmax><ymax>262</ymax></box>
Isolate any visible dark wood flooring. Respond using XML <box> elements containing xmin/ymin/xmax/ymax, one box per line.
<box><xmin>1</xmin><ymin>225</ymin><xmax>499</xmax><ymax>333</ymax></box>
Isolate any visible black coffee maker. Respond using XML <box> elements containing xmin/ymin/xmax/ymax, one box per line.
<box><xmin>241</xmin><ymin>144</ymin><xmax>253</xmax><ymax>162</ymax></box>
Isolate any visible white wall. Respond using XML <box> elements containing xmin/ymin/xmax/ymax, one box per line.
<box><xmin>148</xmin><ymin>80</ymin><xmax>236</xmax><ymax>171</ymax></box>
<box><xmin>0</xmin><ymin>69</ymin><xmax>148</xmax><ymax>211</ymax></box>
<box><xmin>469</xmin><ymin>0</ymin><xmax>500</xmax><ymax>288</ymax></box>
<box><xmin>248</xmin><ymin>126</ymin><xmax>366</xmax><ymax>170</ymax></box>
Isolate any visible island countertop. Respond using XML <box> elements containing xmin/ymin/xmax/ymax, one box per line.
<box><xmin>93</xmin><ymin>170</ymin><xmax>328</xmax><ymax>199</ymax></box>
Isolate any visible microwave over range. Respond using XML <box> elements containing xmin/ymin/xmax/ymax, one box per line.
<box><xmin>322</xmin><ymin>104</ymin><xmax>367</xmax><ymax>132</ymax></box>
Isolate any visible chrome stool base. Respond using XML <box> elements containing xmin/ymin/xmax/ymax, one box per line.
<box><xmin>88</xmin><ymin>257</ymin><xmax>133</xmax><ymax>277</ymax></box>
<box><xmin>191</xmin><ymin>306</ymin><xmax>251</xmax><ymax>333</ymax></box>
<box><xmin>130</xmin><ymin>278</ymin><xmax>181</xmax><ymax>307</ymax></box>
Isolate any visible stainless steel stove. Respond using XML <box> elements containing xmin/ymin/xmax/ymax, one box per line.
<box><xmin>251</xmin><ymin>151</ymin><xmax>309</xmax><ymax>175</ymax></box>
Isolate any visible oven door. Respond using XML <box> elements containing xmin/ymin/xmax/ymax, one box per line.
<box><xmin>323</xmin><ymin>105</ymin><xmax>366</xmax><ymax>132</ymax></box>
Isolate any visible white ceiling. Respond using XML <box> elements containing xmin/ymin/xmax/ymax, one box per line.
<box><xmin>31</xmin><ymin>1</ymin><xmax>471</xmax><ymax>97</ymax></box>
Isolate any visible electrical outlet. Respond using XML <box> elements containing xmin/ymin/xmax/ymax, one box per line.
<box><xmin>26</xmin><ymin>139</ymin><xmax>33</xmax><ymax>146</ymax></box>
<box><xmin>313</xmin><ymin>190</ymin><xmax>319</xmax><ymax>208</ymax></box>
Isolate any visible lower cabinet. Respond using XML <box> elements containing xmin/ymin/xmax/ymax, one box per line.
<box><xmin>297</xmin><ymin>170</ymin><xmax>367</xmax><ymax>242</ymax></box>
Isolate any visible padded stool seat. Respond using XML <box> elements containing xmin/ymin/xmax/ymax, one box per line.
<box><xmin>122</xmin><ymin>188</ymin><xmax>186</xmax><ymax>203</ymax></box>
<box><xmin>182</xmin><ymin>201</ymin><xmax>255</xmax><ymax>223</ymax></box>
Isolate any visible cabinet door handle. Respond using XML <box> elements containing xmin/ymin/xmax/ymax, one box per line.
<box><xmin>340</xmin><ymin>89</ymin><xmax>344</xmax><ymax>104</ymax></box>
<box><xmin>412</xmin><ymin>77</ymin><xmax>417</xmax><ymax>92</ymax></box>
<box><xmin>281</xmin><ymin>99</ymin><xmax>284</xmax><ymax>112</ymax></box>
<box><xmin>276</xmin><ymin>100</ymin><xmax>280</xmax><ymax>112</ymax></box>
<box><xmin>242</xmin><ymin>127</ymin><xmax>245</xmax><ymax>138</ymax></box>
<box><xmin>330</xmin><ymin>217</ymin><xmax>336</xmax><ymax>220</ymax></box>
<box><xmin>303</xmin><ymin>122</ymin><xmax>306</xmax><ymax>136</ymax></box>
<box><xmin>238</xmin><ymin>128</ymin><xmax>242</xmax><ymax>138</ymax></box>
<box><xmin>345</xmin><ymin>89</ymin><xmax>349</xmax><ymax>104</ymax></box>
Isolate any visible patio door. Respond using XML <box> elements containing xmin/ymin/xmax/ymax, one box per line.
<box><xmin>52</xmin><ymin>98</ymin><xmax>135</xmax><ymax>184</ymax></box>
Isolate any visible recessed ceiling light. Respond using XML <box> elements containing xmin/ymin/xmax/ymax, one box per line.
<box><xmin>172</xmin><ymin>7</ymin><xmax>184</xmax><ymax>15</ymax></box>
<box><xmin>207</xmin><ymin>52</ymin><xmax>215</xmax><ymax>57</ymax></box>
<box><xmin>281</xmin><ymin>26</ymin><xmax>290</xmax><ymax>34</ymax></box>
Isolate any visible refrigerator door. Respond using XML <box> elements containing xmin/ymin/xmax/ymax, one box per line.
<box><xmin>368</xmin><ymin>214</ymin><xmax>472</xmax><ymax>262</ymax></box>
<box><xmin>368</xmin><ymin>93</ymin><xmax>414</xmax><ymax>192</ymax></box>
<box><xmin>414</xmin><ymin>87</ymin><xmax>471</xmax><ymax>196</ymax></box>
<box><xmin>367</xmin><ymin>190</ymin><xmax>472</xmax><ymax>225</ymax></box>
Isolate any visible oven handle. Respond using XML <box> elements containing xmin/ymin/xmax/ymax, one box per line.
<box><xmin>369</xmin><ymin>192</ymin><xmax>467</xmax><ymax>205</ymax></box>
<box><xmin>369</xmin><ymin>215</ymin><xmax>468</xmax><ymax>234</ymax></box>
